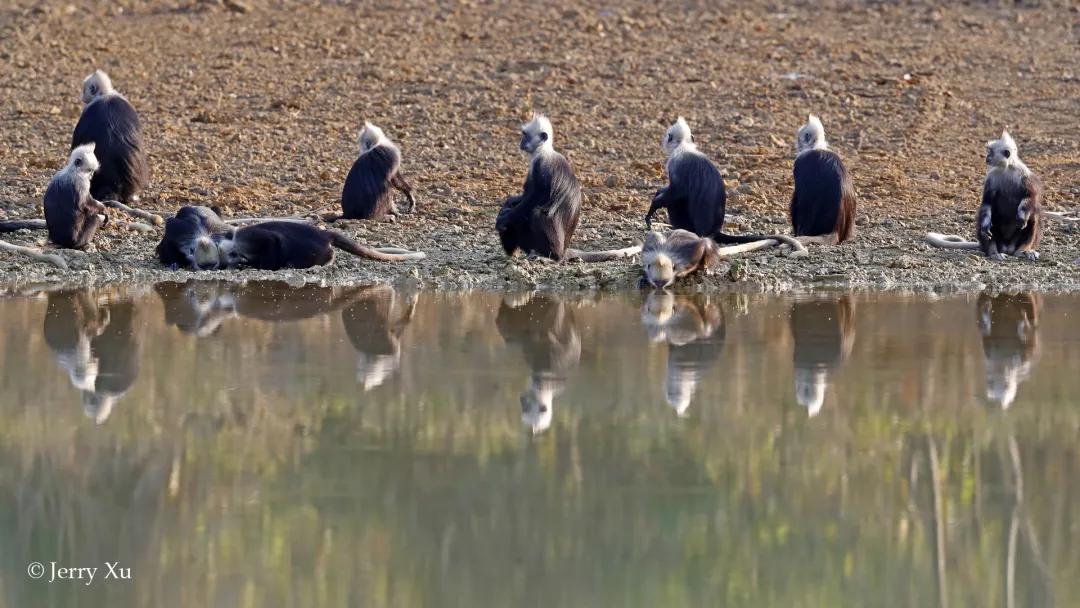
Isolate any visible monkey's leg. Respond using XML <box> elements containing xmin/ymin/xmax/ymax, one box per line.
<box><xmin>0</xmin><ymin>239</ymin><xmax>68</xmax><ymax>269</ymax></box>
<box><xmin>986</xmin><ymin>242</ymin><xmax>1006</xmax><ymax>261</ymax></box>
<box><xmin>73</xmin><ymin>211</ymin><xmax>106</xmax><ymax>249</ymax></box>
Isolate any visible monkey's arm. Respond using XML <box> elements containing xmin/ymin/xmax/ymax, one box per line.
<box><xmin>645</xmin><ymin>187</ymin><xmax>673</xmax><ymax>229</ymax></box>
<box><xmin>390</xmin><ymin>173</ymin><xmax>416</xmax><ymax>212</ymax></box>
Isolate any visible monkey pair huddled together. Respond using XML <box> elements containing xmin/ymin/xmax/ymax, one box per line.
<box><xmin>0</xmin><ymin>70</ymin><xmax>155</xmax><ymax>269</ymax></box>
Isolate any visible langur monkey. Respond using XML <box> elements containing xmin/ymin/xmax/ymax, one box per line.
<box><xmin>790</xmin><ymin>115</ymin><xmax>856</xmax><ymax>245</ymax></box>
<box><xmin>926</xmin><ymin>130</ymin><xmax>1042</xmax><ymax>261</ymax></box>
<box><xmin>497</xmin><ymin>114</ymin><xmax>640</xmax><ymax>262</ymax></box>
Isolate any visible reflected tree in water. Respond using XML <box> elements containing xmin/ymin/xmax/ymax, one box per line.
<box><xmin>978</xmin><ymin>292</ymin><xmax>1040</xmax><ymax>409</ymax></box>
<box><xmin>789</xmin><ymin>295</ymin><xmax>855</xmax><ymax>416</ymax></box>
<box><xmin>496</xmin><ymin>293</ymin><xmax>581</xmax><ymax>434</ymax></box>
<box><xmin>640</xmin><ymin>293</ymin><xmax>725</xmax><ymax>416</ymax></box>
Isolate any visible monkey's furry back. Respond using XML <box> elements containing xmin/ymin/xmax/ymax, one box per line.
<box><xmin>341</xmin><ymin>144</ymin><xmax>400</xmax><ymax>220</ymax></box>
<box><xmin>71</xmin><ymin>96</ymin><xmax>149</xmax><ymax>202</ymax></box>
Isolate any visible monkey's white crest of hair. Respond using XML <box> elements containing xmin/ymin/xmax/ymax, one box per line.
<box><xmin>796</xmin><ymin>114</ymin><xmax>828</xmax><ymax>154</ymax></box>
<box><xmin>358</xmin><ymin>121</ymin><xmax>389</xmax><ymax>153</ymax></box>
<box><xmin>68</xmin><ymin>143</ymin><xmax>100</xmax><ymax>174</ymax></box>
<box><xmin>523</xmin><ymin>113</ymin><xmax>554</xmax><ymax>147</ymax></box>
<box><xmin>986</xmin><ymin>129</ymin><xmax>1031</xmax><ymax>176</ymax></box>
<box><xmin>663</xmin><ymin>117</ymin><xmax>694</xmax><ymax>156</ymax></box>
<box><xmin>794</xmin><ymin>368</ymin><xmax>827</xmax><ymax>417</ymax></box>
<box><xmin>82</xmin><ymin>70</ymin><xmax>115</xmax><ymax>105</ymax></box>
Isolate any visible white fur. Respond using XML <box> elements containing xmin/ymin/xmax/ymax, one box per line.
<box><xmin>985</xmin><ymin>129</ymin><xmax>1031</xmax><ymax>177</ymax></box>
<box><xmin>358</xmin><ymin>121</ymin><xmax>395</xmax><ymax>155</ymax></box>
<box><xmin>67</xmin><ymin>143</ymin><xmax>100</xmax><ymax>177</ymax></box>
<box><xmin>521</xmin><ymin>113</ymin><xmax>554</xmax><ymax>155</ymax></box>
<box><xmin>81</xmin><ymin>70</ymin><xmax>116</xmax><ymax>105</ymax></box>
<box><xmin>796</xmin><ymin>114</ymin><xmax>828</xmax><ymax>154</ymax></box>
<box><xmin>665</xmin><ymin>368</ymin><xmax>697</xmax><ymax>417</ymax></box>
<box><xmin>643</xmin><ymin>251</ymin><xmax>675</xmax><ymax>288</ymax></box>
<box><xmin>662</xmin><ymin>116</ymin><xmax>696</xmax><ymax>157</ymax></box>
<box><xmin>794</xmin><ymin>368</ymin><xmax>827</xmax><ymax>417</ymax></box>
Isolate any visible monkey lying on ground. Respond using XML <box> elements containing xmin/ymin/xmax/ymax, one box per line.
<box><xmin>156</xmin><ymin>206</ymin><xmax>234</xmax><ymax>270</ymax></box>
<box><xmin>645</xmin><ymin>117</ymin><xmax>805</xmax><ymax>255</ymax></box>
<box><xmin>926</xmin><ymin>131</ymin><xmax>1042</xmax><ymax>261</ymax></box>
<box><xmin>640</xmin><ymin>229</ymin><xmax>784</xmax><ymax>288</ymax></box>
<box><xmin>496</xmin><ymin>114</ymin><xmax>641</xmax><ymax>262</ymax></box>
<box><xmin>790</xmin><ymin>115</ymin><xmax>856</xmax><ymax>245</ymax></box>
<box><xmin>217</xmin><ymin>221</ymin><xmax>425</xmax><ymax>270</ymax></box>
<box><xmin>324</xmin><ymin>122</ymin><xmax>416</xmax><ymax>222</ymax></box>
<box><xmin>156</xmin><ymin>206</ymin><xmax>424</xmax><ymax>270</ymax></box>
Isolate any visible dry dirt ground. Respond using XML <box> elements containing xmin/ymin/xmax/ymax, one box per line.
<box><xmin>0</xmin><ymin>0</ymin><xmax>1078</xmax><ymax>293</ymax></box>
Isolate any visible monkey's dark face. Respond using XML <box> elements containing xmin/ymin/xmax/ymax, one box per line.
<box><xmin>520</xmin><ymin>129</ymin><xmax>549</xmax><ymax>154</ymax></box>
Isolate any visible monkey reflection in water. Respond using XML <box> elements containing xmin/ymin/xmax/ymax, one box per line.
<box><xmin>978</xmin><ymin>292</ymin><xmax>1040</xmax><ymax>409</ymax></box>
<box><xmin>341</xmin><ymin>285</ymin><xmax>417</xmax><ymax>391</ymax></box>
<box><xmin>641</xmin><ymin>293</ymin><xmax>725</xmax><ymax>417</ymax></box>
<box><xmin>42</xmin><ymin>289</ymin><xmax>142</xmax><ymax>424</ymax></box>
<box><xmin>154</xmin><ymin>281</ymin><xmax>366</xmax><ymax>337</ymax></box>
<box><xmin>496</xmin><ymin>293</ymin><xmax>581</xmax><ymax>435</ymax></box>
<box><xmin>789</xmin><ymin>296</ymin><xmax>855</xmax><ymax>417</ymax></box>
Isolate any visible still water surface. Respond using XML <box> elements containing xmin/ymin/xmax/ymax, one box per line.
<box><xmin>1</xmin><ymin>283</ymin><xmax>1078</xmax><ymax>607</ymax></box>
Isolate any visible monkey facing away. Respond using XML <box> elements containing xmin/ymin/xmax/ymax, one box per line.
<box><xmin>926</xmin><ymin>131</ymin><xmax>1042</xmax><ymax>261</ymax></box>
<box><xmin>790</xmin><ymin>115</ymin><xmax>856</xmax><ymax>245</ymax></box>
<box><xmin>72</xmin><ymin>70</ymin><xmax>150</xmax><ymax>204</ymax></box>
<box><xmin>44</xmin><ymin>144</ymin><xmax>109</xmax><ymax>249</ymax></box>
<box><xmin>640</xmin><ymin>229</ymin><xmax>795</xmax><ymax>289</ymax></box>
<box><xmin>645</xmin><ymin>117</ymin><xmax>804</xmax><ymax>252</ymax></box>
<box><xmin>329</xmin><ymin>122</ymin><xmax>416</xmax><ymax>222</ymax></box>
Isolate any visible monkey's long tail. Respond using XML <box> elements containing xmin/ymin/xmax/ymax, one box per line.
<box><xmin>0</xmin><ymin>219</ymin><xmax>47</xmax><ymax>232</ymax></box>
<box><xmin>715</xmin><ymin>239</ymin><xmax>783</xmax><ymax>257</ymax></box>
<box><xmin>565</xmin><ymin>245</ymin><xmax>643</xmax><ymax>262</ymax></box>
<box><xmin>1043</xmin><ymin>211</ymin><xmax>1080</xmax><ymax>222</ymax></box>
<box><xmin>328</xmin><ymin>231</ymin><xmax>426</xmax><ymax>262</ymax></box>
<box><xmin>715</xmin><ymin>232</ymin><xmax>809</xmax><ymax>258</ymax></box>
<box><xmin>0</xmin><ymin>239</ymin><xmax>67</xmax><ymax>269</ymax></box>
<box><xmin>101</xmin><ymin>199</ymin><xmax>164</xmax><ymax>226</ymax></box>
<box><xmin>925</xmin><ymin>233</ymin><xmax>980</xmax><ymax>250</ymax></box>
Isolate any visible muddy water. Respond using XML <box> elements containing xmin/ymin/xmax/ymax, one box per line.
<box><xmin>1</xmin><ymin>284</ymin><xmax>1078</xmax><ymax>607</ymax></box>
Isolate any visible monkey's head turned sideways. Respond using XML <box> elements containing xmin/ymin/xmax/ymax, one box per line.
<box><xmin>520</xmin><ymin>113</ymin><xmax>553</xmax><ymax>155</ymax></box>
<box><xmin>67</xmin><ymin>143</ymin><xmax>100</xmax><ymax>176</ymax></box>
<box><xmin>358</xmin><ymin>121</ymin><xmax>388</xmax><ymax>154</ymax></box>
<box><xmin>662</xmin><ymin>117</ymin><xmax>693</xmax><ymax>156</ymax></box>
<box><xmin>985</xmin><ymin>130</ymin><xmax>1026</xmax><ymax>173</ymax></box>
<box><xmin>81</xmin><ymin>70</ymin><xmax>115</xmax><ymax>105</ymax></box>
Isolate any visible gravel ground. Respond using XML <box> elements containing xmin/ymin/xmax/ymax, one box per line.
<box><xmin>0</xmin><ymin>0</ymin><xmax>1078</xmax><ymax>294</ymax></box>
